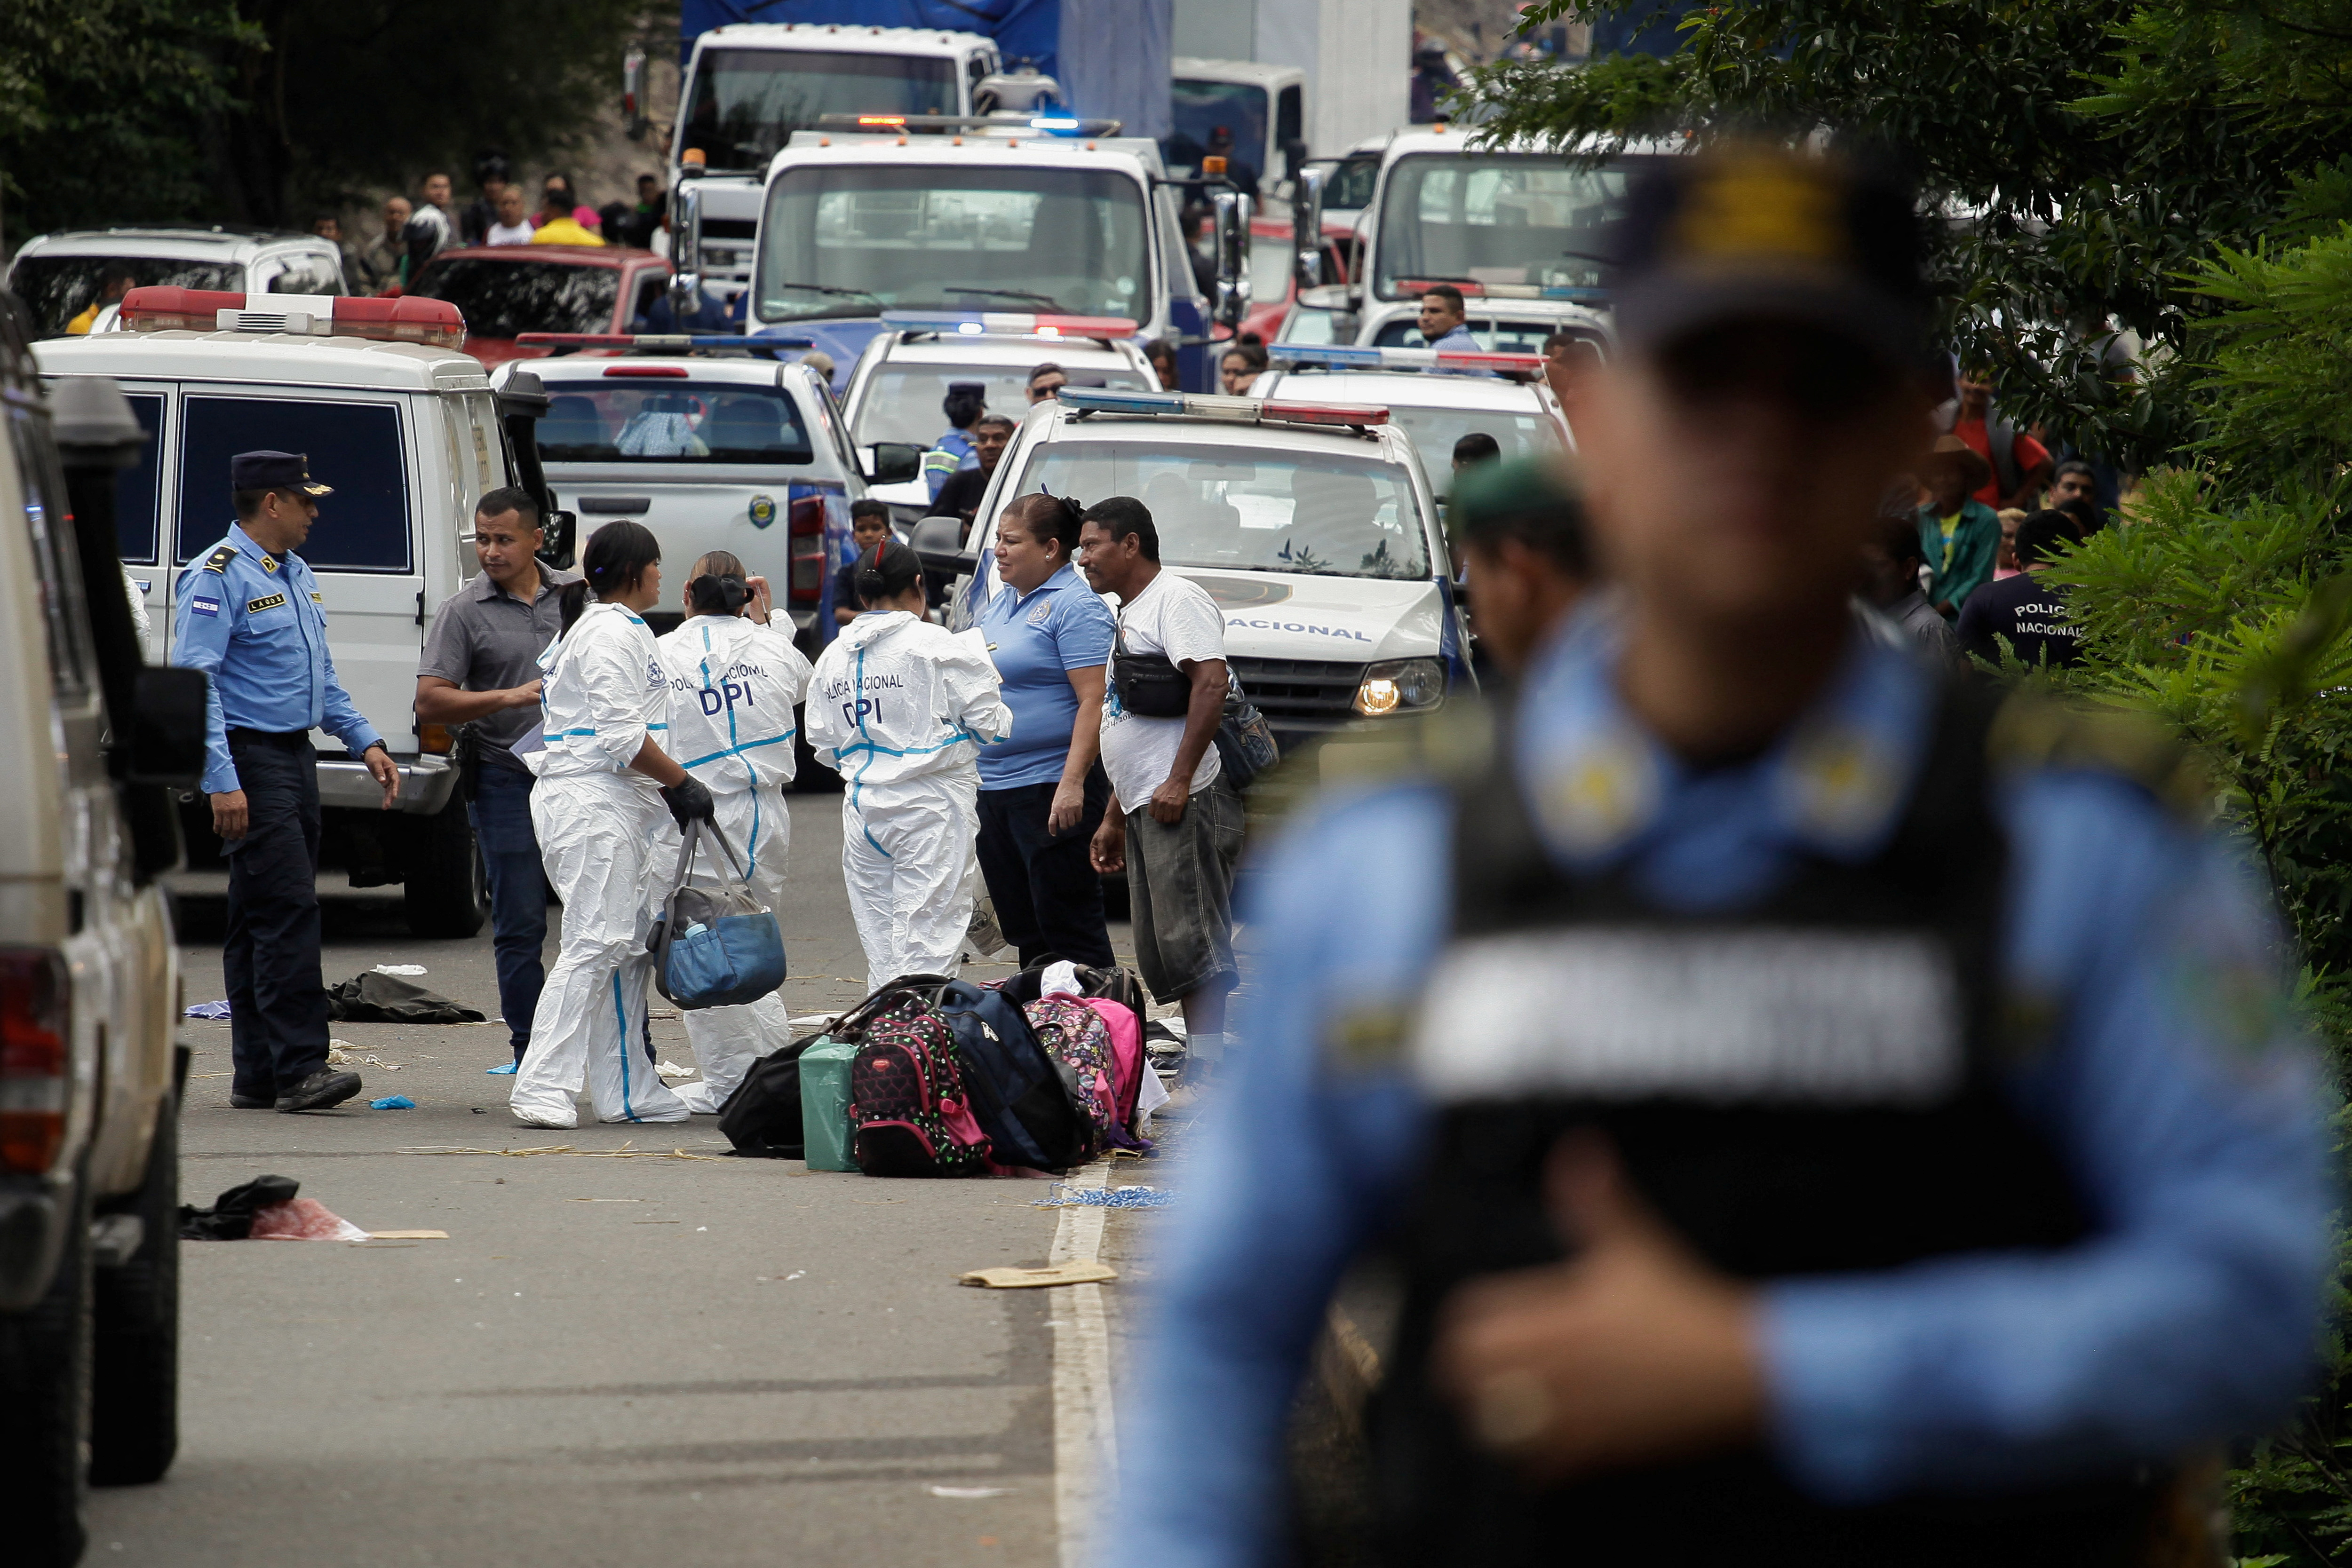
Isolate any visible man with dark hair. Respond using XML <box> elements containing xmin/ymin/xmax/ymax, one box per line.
<box><xmin>1078</xmin><ymin>496</ymin><xmax>1242</xmax><ymax>1075</ymax></box>
<box><xmin>834</xmin><ymin>500</ymin><xmax>894</xmax><ymax>626</ymax></box>
<box><xmin>416</xmin><ymin>487</ymin><xmax>580</xmax><ymax>1066</ymax></box>
<box><xmin>174</xmin><ymin>452</ymin><xmax>401</xmax><ymax>1113</ymax></box>
<box><xmin>1451</xmin><ymin>459</ymin><xmax>1590</xmax><ymax>677</ymax></box>
<box><xmin>934</xmin><ymin>412</ymin><xmax>1014</xmax><ymax>523</ymax></box>
<box><xmin>1119</xmin><ymin>143</ymin><xmax>2329</xmax><ymax>1568</ymax></box>
<box><xmin>1452</xmin><ymin>431</ymin><xmax>1502</xmax><ymax>476</ymax></box>
<box><xmin>1026</xmin><ymin>362</ymin><xmax>1069</xmax><ymax>404</ymax></box>
<box><xmin>404</xmin><ymin>173</ymin><xmax>458</xmax><ymax>282</ymax></box>
<box><xmin>2050</xmin><ymin>459</ymin><xmax>2106</xmax><ymax>534</ymax></box>
<box><xmin>1859</xmin><ymin>507</ymin><xmax>1962</xmax><ymax>667</ymax></box>
<box><xmin>1955</xmin><ymin>508</ymin><xmax>2084</xmax><ymax>669</ymax></box>
<box><xmin>1540</xmin><ymin>330</ymin><xmax>1599</xmax><ymax>403</ymax></box>
<box><xmin>1419</xmin><ymin>283</ymin><xmax>1478</xmax><ymax>352</ymax></box>
<box><xmin>460</xmin><ymin>152</ymin><xmax>511</xmax><ymax>246</ymax></box>
<box><xmin>1954</xmin><ymin>369</ymin><xmax>2054</xmax><ymax>512</ymax></box>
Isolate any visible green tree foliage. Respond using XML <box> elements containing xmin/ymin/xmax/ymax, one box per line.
<box><xmin>2</xmin><ymin>0</ymin><xmax>667</xmax><ymax>238</ymax></box>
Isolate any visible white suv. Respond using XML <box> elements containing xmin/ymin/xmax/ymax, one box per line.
<box><xmin>7</xmin><ymin>227</ymin><xmax>350</xmax><ymax>339</ymax></box>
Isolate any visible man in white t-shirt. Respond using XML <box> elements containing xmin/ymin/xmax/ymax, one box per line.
<box><xmin>485</xmin><ymin>184</ymin><xmax>536</xmax><ymax>246</ymax></box>
<box><xmin>1081</xmin><ymin>497</ymin><xmax>1245</xmax><ymax>1074</ymax></box>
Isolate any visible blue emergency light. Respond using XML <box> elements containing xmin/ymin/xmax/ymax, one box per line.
<box><xmin>1268</xmin><ymin>342</ymin><xmax>1547</xmax><ymax>376</ymax></box>
<box><xmin>881</xmin><ymin>309</ymin><xmax>1139</xmax><ymax>339</ymax></box>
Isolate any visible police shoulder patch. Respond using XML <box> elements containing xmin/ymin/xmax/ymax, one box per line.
<box><xmin>246</xmin><ymin>592</ymin><xmax>288</xmax><ymax>614</ymax></box>
<box><xmin>1986</xmin><ymin>689</ymin><xmax>2209</xmax><ymax>819</ymax></box>
<box><xmin>202</xmin><ymin>545</ymin><xmax>238</xmax><ymax>574</ymax></box>
<box><xmin>260</xmin><ymin>554</ymin><xmax>280</xmax><ymax>574</ymax></box>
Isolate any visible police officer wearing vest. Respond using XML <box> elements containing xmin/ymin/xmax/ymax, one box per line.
<box><xmin>174</xmin><ymin>451</ymin><xmax>401</xmax><ymax>1113</ymax></box>
<box><xmin>1117</xmin><ymin>147</ymin><xmax>2333</xmax><ymax>1566</ymax></box>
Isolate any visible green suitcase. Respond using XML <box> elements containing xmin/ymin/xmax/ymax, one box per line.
<box><xmin>798</xmin><ymin>1036</ymin><xmax>860</xmax><ymax>1172</ymax></box>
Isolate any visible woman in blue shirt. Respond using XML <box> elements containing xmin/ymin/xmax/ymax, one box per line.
<box><xmin>975</xmin><ymin>493</ymin><xmax>1119</xmax><ymax>968</ymax></box>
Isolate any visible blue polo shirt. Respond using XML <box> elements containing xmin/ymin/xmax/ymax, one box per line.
<box><xmin>976</xmin><ymin>562</ymin><xmax>1115</xmax><ymax>790</ymax></box>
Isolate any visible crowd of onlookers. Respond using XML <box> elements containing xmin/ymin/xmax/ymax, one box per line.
<box><xmin>324</xmin><ymin>154</ymin><xmax>672</xmax><ymax>294</ymax></box>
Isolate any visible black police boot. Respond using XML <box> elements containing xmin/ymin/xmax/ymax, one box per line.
<box><xmin>229</xmin><ymin>1089</ymin><xmax>277</xmax><ymax>1109</ymax></box>
<box><xmin>276</xmin><ymin>1068</ymin><xmax>363</xmax><ymax>1113</ymax></box>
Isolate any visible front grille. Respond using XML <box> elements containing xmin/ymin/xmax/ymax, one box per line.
<box><xmin>1229</xmin><ymin>655</ymin><xmax>1364</xmax><ymax>727</ymax></box>
<box><xmin>703</xmin><ymin>218</ymin><xmax>757</xmax><ymax>240</ymax></box>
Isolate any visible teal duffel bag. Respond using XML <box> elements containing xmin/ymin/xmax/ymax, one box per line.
<box><xmin>650</xmin><ymin>819</ymin><xmax>787</xmax><ymax>1009</ymax></box>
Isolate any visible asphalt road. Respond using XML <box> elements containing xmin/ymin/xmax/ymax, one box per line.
<box><xmin>87</xmin><ymin>792</ymin><xmax>1176</xmax><ymax>1568</ymax></box>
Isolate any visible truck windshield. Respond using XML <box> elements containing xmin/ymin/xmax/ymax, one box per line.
<box><xmin>758</xmin><ymin>166</ymin><xmax>1151</xmax><ymax>324</ymax></box>
<box><xmin>1166</xmin><ymin>78</ymin><xmax>1269</xmax><ymax>190</ymax></box>
<box><xmin>683</xmin><ymin>48</ymin><xmax>958</xmax><ymax>172</ymax></box>
<box><xmin>1373</xmin><ymin>154</ymin><xmax>1629</xmax><ymax>301</ymax></box>
<box><xmin>8</xmin><ymin>255</ymin><xmax>242</xmax><ymax>337</ymax></box>
<box><xmin>1016</xmin><ymin>443</ymin><xmax>1428</xmax><ymax>580</ymax></box>
<box><xmin>852</xmin><ymin>364</ymin><xmax>1152</xmax><ymax>449</ymax></box>
<box><xmin>407</xmin><ymin>258</ymin><xmax>619</xmax><ymax>338</ymax></box>
<box><xmin>533</xmin><ymin>383</ymin><xmax>815</xmax><ymax>465</ymax></box>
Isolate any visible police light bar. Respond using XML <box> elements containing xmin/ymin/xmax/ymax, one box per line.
<box><xmin>1268</xmin><ymin>342</ymin><xmax>1547</xmax><ymax>376</ymax></box>
<box><xmin>1397</xmin><ymin>277</ymin><xmax>1608</xmax><ymax>304</ymax></box>
<box><xmin>881</xmin><ymin>309</ymin><xmax>1138</xmax><ymax>341</ymax></box>
<box><xmin>1057</xmin><ymin>388</ymin><xmax>1388</xmax><ymax>429</ymax></box>
<box><xmin>513</xmin><ymin>333</ymin><xmax>816</xmax><ymax>352</ymax></box>
<box><xmin>118</xmin><ymin>287</ymin><xmax>466</xmax><ymax>349</ymax></box>
<box><xmin>814</xmin><ymin>112</ymin><xmax>1123</xmax><ymax>136</ymax></box>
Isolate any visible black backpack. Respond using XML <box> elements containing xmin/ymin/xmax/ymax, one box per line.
<box><xmin>931</xmin><ymin>979</ymin><xmax>1088</xmax><ymax>1171</ymax></box>
<box><xmin>715</xmin><ymin>974</ymin><xmax>957</xmax><ymax>1157</ymax></box>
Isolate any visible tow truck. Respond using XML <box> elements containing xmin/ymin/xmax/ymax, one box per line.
<box><xmin>1250</xmin><ymin>342</ymin><xmax>1572</xmax><ymax>505</ymax></box>
<box><xmin>910</xmin><ymin>385</ymin><xmax>1470</xmax><ymax>756</ymax></box>
<box><xmin>837</xmin><ymin>308</ymin><xmax>1159</xmax><ymax>526</ymax></box>
<box><xmin>672</xmin><ymin>111</ymin><xmax>1252</xmax><ymax>396</ymax></box>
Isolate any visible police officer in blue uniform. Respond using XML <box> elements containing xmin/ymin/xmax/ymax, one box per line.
<box><xmin>1116</xmin><ymin>148</ymin><xmax>2334</xmax><ymax>1566</ymax></box>
<box><xmin>174</xmin><ymin>451</ymin><xmax>401</xmax><ymax>1113</ymax></box>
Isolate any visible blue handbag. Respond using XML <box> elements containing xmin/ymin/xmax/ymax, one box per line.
<box><xmin>650</xmin><ymin>819</ymin><xmax>787</xmax><ymax>1010</ymax></box>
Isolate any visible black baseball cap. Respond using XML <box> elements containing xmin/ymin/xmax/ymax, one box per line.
<box><xmin>230</xmin><ymin>450</ymin><xmax>332</xmax><ymax>496</ymax></box>
<box><xmin>1605</xmin><ymin>144</ymin><xmax>1929</xmax><ymax>369</ymax></box>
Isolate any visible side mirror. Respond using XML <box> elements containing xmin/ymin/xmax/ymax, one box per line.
<box><xmin>864</xmin><ymin>442</ymin><xmax>924</xmax><ymax>485</ymax></box>
<box><xmin>910</xmin><ymin>514</ymin><xmax>976</xmax><ymax>577</ymax></box>
<box><xmin>668</xmin><ymin>184</ymin><xmax>703</xmax><ymax>319</ymax></box>
<box><xmin>1211</xmin><ymin>188</ymin><xmax>1253</xmax><ymax>330</ymax></box>
<box><xmin>1283</xmin><ymin>137</ymin><xmax>1308</xmax><ymax>183</ymax></box>
<box><xmin>1292</xmin><ymin>164</ymin><xmax>1328</xmax><ymax>294</ymax></box>
<box><xmin>540</xmin><ymin>509</ymin><xmax>578</xmax><ymax>571</ymax></box>
<box><xmin>128</xmin><ymin>667</ymin><xmax>209</xmax><ymax>788</ymax></box>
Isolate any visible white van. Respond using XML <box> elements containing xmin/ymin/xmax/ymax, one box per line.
<box><xmin>35</xmin><ymin>287</ymin><xmax>552</xmax><ymax>936</ymax></box>
<box><xmin>914</xmin><ymin>386</ymin><xmax>1471</xmax><ymax>751</ymax></box>
<box><xmin>0</xmin><ymin>295</ymin><xmax>205</xmax><ymax>1564</ymax></box>
<box><xmin>7</xmin><ymin>227</ymin><xmax>350</xmax><ymax>339</ymax></box>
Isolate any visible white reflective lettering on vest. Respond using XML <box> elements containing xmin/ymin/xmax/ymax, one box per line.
<box><xmin>1413</xmin><ymin>929</ymin><xmax>1962</xmax><ymax>1105</ymax></box>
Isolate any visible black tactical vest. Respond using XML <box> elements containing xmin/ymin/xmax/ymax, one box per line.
<box><xmin>1371</xmin><ymin>683</ymin><xmax>2161</xmax><ymax>1568</ymax></box>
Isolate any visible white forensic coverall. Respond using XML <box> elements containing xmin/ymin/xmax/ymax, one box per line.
<box><xmin>512</xmin><ymin>601</ymin><xmax>691</xmax><ymax>1127</ymax></box>
<box><xmin>806</xmin><ymin>610</ymin><xmax>1012</xmax><ymax>991</ymax></box>
<box><xmin>655</xmin><ymin>612</ymin><xmax>814</xmax><ymax>1112</ymax></box>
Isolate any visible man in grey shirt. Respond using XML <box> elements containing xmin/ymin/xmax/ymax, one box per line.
<box><xmin>1859</xmin><ymin>507</ymin><xmax>1963</xmax><ymax>670</ymax></box>
<box><xmin>416</xmin><ymin>488</ymin><xmax>579</xmax><ymax>1065</ymax></box>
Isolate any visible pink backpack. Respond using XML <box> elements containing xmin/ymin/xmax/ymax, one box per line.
<box><xmin>1081</xmin><ymin>997</ymin><xmax>1145</xmax><ymax>1133</ymax></box>
<box><xmin>847</xmin><ymin>1005</ymin><xmax>992</xmax><ymax>1178</ymax></box>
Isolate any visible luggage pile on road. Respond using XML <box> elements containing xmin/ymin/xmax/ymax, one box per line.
<box><xmin>715</xmin><ymin>961</ymin><xmax>1167</xmax><ymax>1176</ymax></box>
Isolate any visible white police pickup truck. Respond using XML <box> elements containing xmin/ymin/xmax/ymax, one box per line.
<box><xmin>1250</xmin><ymin>342</ymin><xmax>1573</xmax><ymax>506</ymax></box>
<box><xmin>35</xmin><ymin>286</ymin><xmax>564</xmax><ymax>937</ymax></box>
<box><xmin>838</xmin><ymin>308</ymin><xmax>1159</xmax><ymax>526</ymax></box>
<box><xmin>913</xmin><ymin>385</ymin><xmax>1471</xmax><ymax>751</ymax></box>
<box><xmin>489</xmin><ymin>343</ymin><xmax>891</xmax><ymax>649</ymax></box>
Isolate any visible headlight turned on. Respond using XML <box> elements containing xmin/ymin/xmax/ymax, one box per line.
<box><xmin>1354</xmin><ymin>658</ymin><xmax>1446</xmax><ymax>717</ymax></box>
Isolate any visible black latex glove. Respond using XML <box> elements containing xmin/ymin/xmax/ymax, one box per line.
<box><xmin>660</xmin><ymin>775</ymin><xmax>715</xmax><ymax>827</ymax></box>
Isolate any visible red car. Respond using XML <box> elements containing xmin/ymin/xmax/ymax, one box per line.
<box><xmin>1241</xmin><ymin>215</ymin><xmax>1356</xmax><ymax>345</ymax></box>
<box><xmin>400</xmin><ymin>245</ymin><xmax>674</xmax><ymax>367</ymax></box>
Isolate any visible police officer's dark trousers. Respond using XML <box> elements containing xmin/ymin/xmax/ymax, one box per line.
<box><xmin>223</xmin><ymin>730</ymin><xmax>330</xmax><ymax>1098</ymax></box>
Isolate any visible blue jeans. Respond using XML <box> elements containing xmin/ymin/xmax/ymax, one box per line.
<box><xmin>469</xmin><ymin>764</ymin><xmax>549</xmax><ymax>1060</ymax></box>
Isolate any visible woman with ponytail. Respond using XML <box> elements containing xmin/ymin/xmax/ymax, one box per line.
<box><xmin>512</xmin><ymin>520</ymin><xmax>710</xmax><ymax>1128</ymax></box>
<box><xmin>652</xmin><ymin>550</ymin><xmax>814</xmax><ymax>1110</ymax></box>
<box><xmin>806</xmin><ymin>539</ymin><xmax>1013</xmax><ymax>990</ymax></box>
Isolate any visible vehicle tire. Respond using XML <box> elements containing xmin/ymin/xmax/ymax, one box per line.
<box><xmin>91</xmin><ymin>1091</ymin><xmax>178</xmax><ymax>1486</ymax></box>
<box><xmin>405</xmin><ymin>800</ymin><xmax>488</xmax><ymax>938</ymax></box>
<box><xmin>0</xmin><ymin>1181</ymin><xmax>94</xmax><ymax>1568</ymax></box>
<box><xmin>794</xmin><ymin>706</ymin><xmax>842</xmax><ymax>793</ymax></box>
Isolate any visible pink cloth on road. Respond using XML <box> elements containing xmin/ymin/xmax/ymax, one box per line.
<box><xmin>248</xmin><ymin>1197</ymin><xmax>369</xmax><ymax>1241</ymax></box>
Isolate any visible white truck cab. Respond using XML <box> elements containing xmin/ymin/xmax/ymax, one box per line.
<box><xmin>1168</xmin><ymin>57</ymin><xmax>1307</xmax><ymax>195</ymax></box>
<box><xmin>667</xmin><ymin>23</ymin><xmax>1007</xmax><ymax>299</ymax></box>
<box><xmin>913</xmin><ymin>386</ymin><xmax>1472</xmax><ymax>751</ymax></box>
<box><xmin>1250</xmin><ymin>343</ymin><xmax>1573</xmax><ymax>504</ymax></box>
<box><xmin>739</xmin><ymin>123</ymin><xmax>1242</xmax><ymax>394</ymax></box>
<box><xmin>35</xmin><ymin>287</ymin><xmax>547</xmax><ymax>937</ymax></box>
<box><xmin>491</xmin><ymin>348</ymin><xmax>872</xmax><ymax>648</ymax></box>
<box><xmin>1289</xmin><ymin>127</ymin><xmax>1635</xmax><ymax>351</ymax></box>
<box><xmin>7</xmin><ymin>227</ymin><xmax>349</xmax><ymax>340</ymax></box>
<box><xmin>839</xmin><ymin>309</ymin><xmax>1159</xmax><ymax>526</ymax></box>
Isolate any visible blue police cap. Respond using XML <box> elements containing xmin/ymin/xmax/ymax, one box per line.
<box><xmin>230</xmin><ymin>450</ymin><xmax>333</xmax><ymax>497</ymax></box>
<box><xmin>1605</xmin><ymin>143</ymin><xmax>1928</xmax><ymax>368</ymax></box>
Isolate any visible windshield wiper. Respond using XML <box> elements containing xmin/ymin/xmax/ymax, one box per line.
<box><xmin>937</xmin><ymin>285</ymin><xmax>1068</xmax><ymax>309</ymax></box>
<box><xmin>766</xmin><ymin>281</ymin><xmax>882</xmax><ymax>302</ymax></box>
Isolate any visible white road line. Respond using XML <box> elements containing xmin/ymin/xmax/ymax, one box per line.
<box><xmin>1050</xmin><ymin>1161</ymin><xmax>1116</xmax><ymax>1568</ymax></box>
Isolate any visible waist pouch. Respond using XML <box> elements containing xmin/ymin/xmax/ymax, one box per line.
<box><xmin>650</xmin><ymin>819</ymin><xmax>787</xmax><ymax>1010</ymax></box>
<box><xmin>1112</xmin><ymin>621</ymin><xmax>1193</xmax><ymax>718</ymax></box>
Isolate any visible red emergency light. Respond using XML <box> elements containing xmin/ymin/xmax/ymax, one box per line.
<box><xmin>1433</xmin><ymin>350</ymin><xmax>1547</xmax><ymax>373</ymax></box>
<box><xmin>117</xmin><ymin>287</ymin><xmax>467</xmax><ymax>349</ymax></box>
<box><xmin>1257</xmin><ymin>400</ymin><xmax>1391</xmax><ymax>428</ymax></box>
<box><xmin>602</xmin><ymin>364</ymin><xmax>690</xmax><ymax>376</ymax></box>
